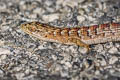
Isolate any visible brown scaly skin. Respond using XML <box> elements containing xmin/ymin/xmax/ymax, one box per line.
<box><xmin>21</xmin><ymin>22</ymin><xmax>120</xmax><ymax>52</ymax></box>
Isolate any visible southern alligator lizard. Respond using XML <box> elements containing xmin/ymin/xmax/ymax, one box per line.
<box><xmin>21</xmin><ymin>22</ymin><xmax>120</xmax><ymax>52</ymax></box>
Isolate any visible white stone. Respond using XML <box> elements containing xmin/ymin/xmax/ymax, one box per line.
<box><xmin>56</xmin><ymin>0</ymin><xmax>64</xmax><ymax>5</ymax></box>
<box><xmin>109</xmin><ymin>69</ymin><xmax>115</xmax><ymax>74</ymax></box>
<box><xmin>15</xmin><ymin>73</ymin><xmax>25</xmax><ymax>80</ymax></box>
<box><xmin>65</xmin><ymin>62</ymin><xmax>72</xmax><ymax>68</ymax></box>
<box><xmin>52</xmin><ymin>55</ymin><xmax>57</xmax><ymax>61</ymax></box>
<box><xmin>78</xmin><ymin>8</ymin><xmax>85</xmax><ymax>15</ymax></box>
<box><xmin>45</xmin><ymin>0</ymin><xmax>53</xmax><ymax>6</ymax></box>
<box><xmin>115</xmin><ymin>43</ymin><xmax>120</xmax><ymax>48</ymax></box>
<box><xmin>109</xmin><ymin>56</ymin><xmax>118</xmax><ymax>64</ymax></box>
<box><xmin>38</xmin><ymin>45</ymin><xmax>47</xmax><ymax>49</ymax></box>
<box><xmin>33</xmin><ymin>8</ymin><xmax>45</xmax><ymax>15</ymax></box>
<box><xmin>1</xmin><ymin>25</ymin><xmax>9</xmax><ymax>31</ymax></box>
<box><xmin>105</xmin><ymin>42</ymin><xmax>113</xmax><ymax>49</ymax></box>
<box><xmin>29</xmin><ymin>14</ymin><xmax>37</xmax><ymax>19</ymax></box>
<box><xmin>95</xmin><ymin>70</ymin><xmax>100</xmax><ymax>75</ymax></box>
<box><xmin>63</xmin><ymin>0</ymin><xmax>78</xmax><ymax>8</ymax></box>
<box><xmin>100</xmin><ymin>59</ymin><xmax>107</xmax><ymax>66</ymax></box>
<box><xmin>108</xmin><ymin>47</ymin><xmax>118</xmax><ymax>54</ymax></box>
<box><xmin>61</xmin><ymin>70</ymin><xmax>68</xmax><ymax>77</ymax></box>
<box><xmin>0</xmin><ymin>48</ymin><xmax>11</xmax><ymax>63</ymax></box>
<box><xmin>0</xmin><ymin>48</ymin><xmax>11</xmax><ymax>55</ymax></box>
<box><xmin>95</xmin><ymin>44</ymin><xmax>103</xmax><ymax>52</ymax></box>
<box><xmin>0</xmin><ymin>69</ymin><xmax>3</xmax><ymax>74</ymax></box>
<box><xmin>42</xmin><ymin>14</ymin><xmax>59</xmax><ymax>22</ymax></box>
<box><xmin>55</xmin><ymin>64</ymin><xmax>62</xmax><ymax>71</ymax></box>
<box><xmin>78</xmin><ymin>47</ymin><xmax>88</xmax><ymax>54</ymax></box>
<box><xmin>88</xmin><ymin>16</ymin><xmax>96</xmax><ymax>21</ymax></box>
<box><xmin>0</xmin><ymin>40</ymin><xmax>4</xmax><ymax>46</ymax></box>
<box><xmin>0</xmin><ymin>2</ymin><xmax>6</xmax><ymax>10</ymax></box>
<box><xmin>19</xmin><ymin>1</ymin><xmax>25</xmax><ymax>5</ymax></box>
<box><xmin>77</xmin><ymin>16</ymin><xmax>85</xmax><ymax>23</ymax></box>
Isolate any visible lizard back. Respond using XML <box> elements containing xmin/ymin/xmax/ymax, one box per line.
<box><xmin>21</xmin><ymin>22</ymin><xmax>120</xmax><ymax>45</ymax></box>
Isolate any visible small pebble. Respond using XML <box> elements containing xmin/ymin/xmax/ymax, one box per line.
<box><xmin>0</xmin><ymin>55</ymin><xmax>7</xmax><ymax>63</ymax></box>
<box><xmin>105</xmin><ymin>42</ymin><xmax>113</xmax><ymax>49</ymax></box>
<box><xmin>108</xmin><ymin>47</ymin><xmax>118</xmax><ymax>54</ymax></box>
<box><xmin>0</xmin><ymin>2</ymin><xmax>6</xmax><ymax>10</ymax></box>
<box><xmin>77</xmin><ymin>16</ymin><xmax>85</xmax><ymax>23</ymax></box>
<box><xmin>42</xmin><ymin>14</ymin><xmax>59</xmax><ymax>22</ymax></box>
<box><xmin>0</xmin><ymin>40</ymin><xmax>4</xmax><ymax>46</ymax></box>
<box><xmin>45</xmin><ymin>0</ymin><xmax>53</xmax><ymax>6</ymax></box>
<box><xmin>78</xmin><ymin>47</ymin><xmax>88</xmax><ymax>54</ymax></box>
<box><xmin>52</xmin><ymin>55</ymin><xmax>57</xmax><ymax>61</ymax></box>
<box><xmin>0</xmin><ymin>48</ymin><xmax>11</xmax><ymax>55</ymax></box>
<box><xmin>78</xmin><ymin>8</ymin><xmax>85</xmax><ymax>15</ymax></box>
<box><xmin>33</xmin><ymin>8</ymin><xmax>45</xmax><ymax>15</ymax></box>
<box><xmin>29</xmin><ymin>14</ymin><xmax>37</xmax><ymax>19</ymax></box>
<box><xmin>95</xmin><ymin>44</ymin><xmax>104</xmax><ymax>52</ymax></box>
<box><xmin>65</xmin><ymin>62</ymin><xmax>72</xmax><ymax>68</ymax></box>
<box><xmin>15</xmin><ymin>73</ymin><xmax>25</xmax><ymax>80</ymax></box>
<box><xmin>60</xmin><ymin>70</ymin><xmax>69</xmax><ymax>77</ymax></box>
<box><xmin>115</xmin><ymin>43</ymin><xmax>120</xmax><ymax>48</ymax></box>
<box><xmin>100</xmin><ymin>59</ymin><xmax>107</xmax><ymax>66</ymax></box>
<box><xmin>88</xmin><ymin>16</ymin><xmax>96</xmax><ymax>21</ymax></box>
<box><xmin>0</xmin><ymin>69</ymin><xmax>4</xmax><ymax>74</ymax></box>
<box><xmin>109</xmin><ymin>56</ymin><xmax>118</xmax><ymax>64</ymax></box>
<box><xmin>109</xmin><ymin>69</ymin><xmax>115</xmax><ymax>74</ymax></box>
<box><xmin>95</xmin><ymin>70</ymin><xmax>100</xmax><ymax>75</ymax></box>
<box><xmin>63</xmin><ymin>0</ymin><xmax>78</xmax><ymax>8</ymax></box>
<box><xmin>1</xmin><ymin>25</ymin><xmax>10</xmax><ymax>31</ymax></box>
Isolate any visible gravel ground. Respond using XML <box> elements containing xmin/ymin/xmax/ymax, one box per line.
<box><xmin>0</xmin><ymin>0</ymin><xmax>120</xmax><ymax>80</ymax></box>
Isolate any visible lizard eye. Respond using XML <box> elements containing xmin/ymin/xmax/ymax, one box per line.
<box><xmin>20</xmin><ymin>24</ymin><xmax>27</xmax><ymax>31</ymax></box>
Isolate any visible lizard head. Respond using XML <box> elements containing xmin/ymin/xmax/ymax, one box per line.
<box><xmin>20</xmin><ymin>21</ymin><xmax>49</xmax><ymax>38</ymax></box>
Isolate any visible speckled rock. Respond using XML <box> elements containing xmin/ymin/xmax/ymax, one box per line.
<box><xmin>0</xmin><ymin>0</ymin><xmax>120</xmax><ymax>80</ymax></box>
<box><xmin>108</xmin><ymin>47</ymin><xmax>118</xmax><ymax>54</ymax></box>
